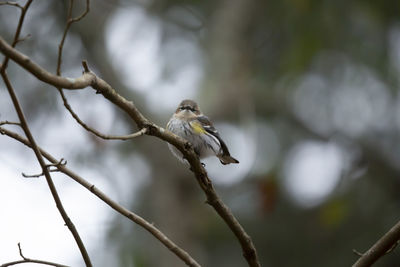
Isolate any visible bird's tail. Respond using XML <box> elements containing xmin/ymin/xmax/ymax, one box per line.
<box><xmin>218</xmin><ymin>155</ymin><xmax>239</xmax><ymax>165</ymax></box>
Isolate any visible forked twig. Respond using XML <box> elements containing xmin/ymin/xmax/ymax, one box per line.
<box><xmin>0</xmin><ymin>242</ymin><xmax>70</xmax><ymax>267</ymax></box>
<box><xmin>57</xmin><ymin>0</ymin><xmax>142</xmax><ymax>141</ymax></box>
<box><xmin>0</xmin><ymin>1</ymin><xmax>22</xmax><ymax>9</ymax></box>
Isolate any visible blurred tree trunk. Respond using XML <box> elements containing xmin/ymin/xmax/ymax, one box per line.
<box><xmin>205</xmin><ymin>0</ymin><xmax>256</xmax><ymax>116</ymax></box>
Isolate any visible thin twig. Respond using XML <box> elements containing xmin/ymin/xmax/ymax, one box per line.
<box><xmin>57</xmin><ymin>0</ymin><xmax>90</xmax><ymax>76</ymax></box>
<box><xmin>15</xmin><ymin>33</ymin><xmax>31</xmax><ymax>45</ymax></box>
<box><xmin>385</xmin><ymin>239</ymin><xmax>400</xmax><ymax>254</ymax></box>
<box><xmin>57</xmin><ymin>0</ymin><xmax>137</xmax><ymax>142</ymax></box>
<box><xmin>0</xmin><ymin>40</ymin><xmax>261</xmax><ymax>266</ymax></box>
<box><xmin>0</xmin><ymin>126</ymin><xmax>202</xmax><ymax>267</ymax></box>
<box><xmin>59</xmin><ymin>89</ymin><xmax>147</xmax><ymax>140</ymax></box>
<box><xmin>22</xmin><ymin>168</ymin><xmax>60</xmax><ymax>178</ymax></box>
<box><xmin>0</xmin><ymin>1</ymin><xmax>22</xmax><ymax>9</ymax></box>
<box><xmin>22</xmin><ymin>158</ymin><xmax>66</xmax><ymax>178</ymax></box>
<box><xmin>0</xmin><ymin>0</ymin><xmax>32</xmax><ymax>71</ymax></box>
<box><xmin>17</xmin><ymin>243</ymin><xmax>26</xmax><ymax>260</ymax></box>
<box><xmin>22</xmin><ymin>158</ymin><xmax>66</xmax><ymax>177</ymax></box>
<box><xmin>352</xmin><ymin>249</ymin><xmax>364</xmax><ymax>257</ymax></box>
<box><xmin>0</xmin><ymin>120</ymin><xmax>20</xmax><ymax>126</ymax></box>
<box><xmin>0</xmin><ymin>243</ymin><xmax>70</xmax><ymax>267</ymax></box>
<box><xmin>70</xmin><ymin>0</ymin><xmax>90</xmax><ymax>23</ymax></box>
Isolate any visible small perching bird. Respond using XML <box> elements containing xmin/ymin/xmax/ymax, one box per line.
<box><xmin>167</xmin><ymin>99</ymin><xmax>239</xmax><ymax>165</ymax></box>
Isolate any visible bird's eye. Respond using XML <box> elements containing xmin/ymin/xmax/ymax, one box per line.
<box><xmin>178</xmin><ymin>106</ymin><xmax>196</xmax><ymax>112</ymax></box>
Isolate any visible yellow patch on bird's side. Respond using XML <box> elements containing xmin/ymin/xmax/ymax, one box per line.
<box><xmin>190</xmin><ymin>121</ymin><xmax>206</xmax><ymax>134</ymax></box>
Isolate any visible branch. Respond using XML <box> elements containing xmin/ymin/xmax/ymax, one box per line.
<box><xmin>0</xmin><ymin>0</ymin><xmax>32</xmax><ymax>70</ymax></box>
<box><xmin>0</xmin><ymin>3</ymin><xmax>92</xmax><ymax>263</ymax></box>
<box><xmin>69</xmin><ymin>0</ymin><xmax>90</xmax><ymax>24</ymax></box>
<box><xmin>0</xmin><ymin>39</ymin><xmax>261</xmax><ymax>267</ymax></box>
<box><xmin>0</xmin><ymin>243</ymin><xmax>70</xmax><ymax>267</ymax></box>
<box><xmin>0</xmin><ymin>70</ymin><xmax>93</xmax><ymax>267</ymax></box>
<box><xmin>22</xmin><ymin>158</ymin><xmax>67</xmax><ymax>178</ymax></box>
<box><xmin>57</xmin><ymin>0</ymin><xmax>90</xmax><ymax>76</ymax></box>
<box><xmin>22</xmin><ymin>168</ymin><xmax>61</xmax><ymax>178</ymax></box>
<box><xmin>58</xmin><ymin>88</ymin><xmax>147</xmax><ymax>140</ymax></box>
<box><xmin>56</xmin><ymin>0</ymin><xmax>142</xmax><ymax>141</ymax></box>
<box><xmin>15</xmin><ymin>33</ymin><xmax>31</xmax><ymax>44</ymax></box>
<box><xmin>0</xmin><ymin>2</ymin><xmax>22</xmax><ymax>9</ymax></box>
<box><xmin>352</xmin><ymin>220</ymin><xmax>400</xmax><ymax>267</ymax></box>
<box><xmin>0</xmin><ymin>36</ymin><xmax>95</xmax><ymax>89</ymax></box>
<box><xmin>0</xmin><ymin>126</ymin><xmax>202</xmax><ymax>267</ymax></box>
<box><xmin>0</xmin><ymin>120</ymin><xmax>20</xmax><ymax>126</ymax></box>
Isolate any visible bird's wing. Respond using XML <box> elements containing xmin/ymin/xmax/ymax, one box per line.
<box><xmin>196</xmin><ymin>115</ymin><xmax>230</xmax><ymax>153</ymax></box>
<box><xmin>196</xmin><ymin>115</ymin><xmax>219</xmax><ymax>136</ymax></box>
<box><xmin>194</xmin><ymin>115</ymin><xmax>239</xmax><ymax>164</ymax></box>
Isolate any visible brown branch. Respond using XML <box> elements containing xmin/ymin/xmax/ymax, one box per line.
<box><xmin>0</xmin><ymin>1</ymin><xmax>22</xmax><ymax>9</ymax></box>
<box><xmin>352</xmin><ymin>249</ymin><xmax>364</xmax><ymax>257</ymax></box>
<box><xmin>0</xmin><ymin>39</ymin><xmax>261</xmax><ymax>267</ymax></box>
<box><xmin>70</xmin><ymin>0</ymin><xmax>90</xmax><ymax>23</ymax></box>
<box><xmin>0</xmin><ymin>126</ymin><xmax>202</xmax><ymax>267</ymax></box>
<box><xmin>22</xmin><ymin>168</ymin><xmax>61</xmax><ymax>178</ymax></box>
<box><xmin>0</xmin><ymin>37</ymin><xmax>95</xmax><ymax>89</ymax></box>
<box><xmin>0</xmin><ymin>70</ymin><xmax>93</xmax><ymax>267</ymax></box>
<box><xmin>58</xmin><ymin>88</ymin><xmax>147</xmax><ymax>140</ymax></box>
<box><xmin>56</xmin><ymin>0</ymin><xmax>141</xmax><ymax>141</ymax></box>
<box><xmin>0</xmin><ymin>242</ymin><xmax>70</xmax><ymax>267</ymax></box>
<box><xmin>15</xmin><ymin>33</ymin><xmax>31</xmax><ymax>45</ymax></box>
<box><xmin>0</xmin><ymin>120</ymin><xmax>20</xmax><ymax>126</ymax></box>
<box><xmin>0</xmin><ymin>3</ymin><xmax>92</xmax><ymax>264</ymax></box>
<box><xmin>57</xmin><ymin>0</ymin><xmax>90</xmax><ymax>75</ymax></box>
<box><xmin>352</xmin><ymin>220</ymin><xmax>400</xmax><ymax>267</ymax></box>
<box><xmin>22</xmin><ymin>158</ymin><xmax>67</xmax><ymax>178</ymax></box>
<box><xmin>0</xmin><ymin>0</ymin><xmax>32</xmax><ymax>71</ymax></box>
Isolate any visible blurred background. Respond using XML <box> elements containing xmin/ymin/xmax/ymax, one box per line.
<box><xmin>1</xmin><ymin>0</ymin><xmax>400</xmax><ymax>266</ymax></box>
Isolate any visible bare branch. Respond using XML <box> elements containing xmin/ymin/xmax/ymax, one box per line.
<box><xmin>17</xmin><ymin>243</ymin><xmax>26</xmax><ymax>260</ymax></box>
<box><xmin>0</xmin><ymin>38</ymin><xmax>261</xmax><ymax>267</ymax></box>
<box><xmin>0</xmin><ymin>1</ymin><xmax>92</xmax><ymax>265</ymax></box>
<box><xmin>56</xmin><ymin>0</ymin><xmax>138</xmax><ymax>142</ymax></box>
<box><xmin>0</xmin><ymin>120</ymin><xmax>20</xmax><ymax>126</ymax></box>
<box><xmin>0</xmin><ymin>0</ymin><xmax>33</xmax><ymax>71</ymax></box>
<box><xmin>57</xmin><ymin>0</ymin><xmax>90</xmax><ymax>75</ymax></box>
<box><xmin>49</xmin><ymin>158</ymin><xmax>67</xmax><ymax>168</ymax></box>
<box><xmin>15</xmin><ymin>33</ymin><xmax>31</xmax><ymax>45</ymax></box>
<box><xmin>0</xmin><ymin>243</ymin><xmax>70</xmax><ymax>267</ymax></box>
<box><xmin>22</xmin><ymin>168</ymin><xmax>59</xmax><ymax>178</ymax></box>
<box><xmin>70</xmin><ymin>0</ymin><xmax>90</xmax><ymax>23</ymax></box>
<box><xmin>352</xmin><ymin>249</ymin><xmax>364</xmax><ymax>257</ymax></box>
<box><xmin>22</xmin><ymin>158</ymin><xmax>67</xmax><ymax>178</ymax></box>
<box><xmin>0</xmin><ymin>126</ymin><xmax>202</xmax><ymax>267</ymax></box>
<box><xmin>21</xmin><ymin>171</ymin><xmax>44</xmax><ymax>178</ymax></box>
<box><xmin>58</xmin><ymin>89</ymin><xmax>147</xmax><ymax>140</ymax></box>
<box><xmin>1</xmin><ymin>70</ymin><xmax>93</xmax><ymax>267</ymax></box>
<box><xmin>353</xmin><ymin>220</ymin><xmax>400</xmax><ymax>267</ymax></box>
<box><xmin>0</xmin><ymin>1</ymin><xmax>22</xmax><ymax>9</ymax></box>
<box><xmin>0</xmin><ymin>37</ymin><xmax>95</xmax><ymax>89</ymax></box>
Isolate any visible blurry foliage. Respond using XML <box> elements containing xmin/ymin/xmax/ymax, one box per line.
<box><xmin>2</xmin><ymin>0</ymin><xmax>400</xmax><ymax>266</ymax></box>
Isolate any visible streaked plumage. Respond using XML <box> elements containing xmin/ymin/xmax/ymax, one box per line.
<box><xmin>167</xmin><ymin>99</ymin><xmax>239</xmax><ymax>165</ymax></box>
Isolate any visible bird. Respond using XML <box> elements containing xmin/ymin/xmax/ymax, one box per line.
<box><xmin>167</xmin><ymin>99</ymin><xmax>239</xmax><ymax>165</ymax></box>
